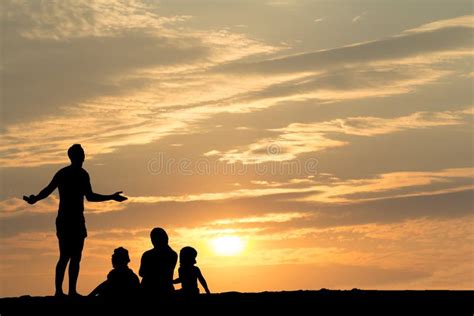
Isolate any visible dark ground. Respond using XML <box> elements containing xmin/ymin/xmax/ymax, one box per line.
<box><xmin>1</xmin><ymin>290</ymin><xmax>473</xmax><ymax>315</ymax></box>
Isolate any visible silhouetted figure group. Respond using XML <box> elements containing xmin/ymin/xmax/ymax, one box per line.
<box><xmin>90</xmin><ymin>228</ymin><xmax>210</xmax><ymax>301</ymax></box>
<box><xmin>24</xmin><ymin>144</ymin><xmax>210</xmax><ymax>300</ymax></box>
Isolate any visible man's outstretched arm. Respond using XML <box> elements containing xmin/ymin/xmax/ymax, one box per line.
<box><xmin>84</xmin><ymin>174</ymin><xmax>127</xmax><ymax>202</ymax></box>
<box><xmin>86</xmin><ymin>190</ymin><xmax>127</xmax><ymax>202</ymax></box>
<box><xmin>23</xmin><ymin>174</ymin><xmax>58</xmax><ymax>204</ymax></box>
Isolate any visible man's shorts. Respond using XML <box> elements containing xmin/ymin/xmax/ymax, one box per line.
<box><xmin>56</xmin><ymin>218</ymin><xmax>87</xmax><ymax>257</ymax></box>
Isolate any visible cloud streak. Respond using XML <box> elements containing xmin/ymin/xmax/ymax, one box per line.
<box><xmin>219</xmin><ymin>15</ymin><xmax>473</xmax><ymax>75</ymax></box>
<box><xmin>123</xmin><ymin>167</ymin><xmax>473</xmax><ymax>205</ymax></box>
<box><xmin>216</xmin><ymin>107</ymin><xmax>472</xmax><ymax>163</ymax></box>
<box><xmin>4</xmin><ymin>166</ymin><xmax>466</xmax><ymax>219</ymax></box>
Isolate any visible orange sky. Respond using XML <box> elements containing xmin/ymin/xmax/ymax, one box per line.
<box><xmin>1</xmin><ymin>0</ymin><xmax>473</xmax><ymax>297</ymax></box>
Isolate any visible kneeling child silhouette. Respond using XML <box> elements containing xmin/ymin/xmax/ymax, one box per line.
<box><xmin>173</xmin><ymin>246</ymin><xmax>210</xmax><ymax>296</ymax></box>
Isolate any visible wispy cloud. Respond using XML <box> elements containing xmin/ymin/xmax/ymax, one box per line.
<box><xmin>5</xmin><ymin>0</ymin><xmax>191</xmax><ymax>40</ymax></box>
<box><xmin>404</xmin><ymin>15</ymin><xmax>474</xmax><ymax>33</ymax></box>
<box><xmin>1</xmin><ymin>0</ymin><xmax>279</xmax><ymax>167</ymax></box>
<box><xmin>217</xmin><ymin>107</ymin><xmax>472</xmax><ymax>163</ymax></box>
<box><xmin>0</xmin><ymin>194</ymin><xmax>127</xmax><ymax>218</ymax></box>
<box><xmin>352</xmin><ymin>12</ymin><xmax>367</xmax><ymax>23</ymax></box>
<box><xmin>1</xmin><ymin>14</ymin><xmax>472</xmax><ymax>167</ymax></box>
<box><xmin>278</xmin><ymin>109</ymin><xmax>470</xmax><ymax>136</ymax></box>
<box><xmin>210</xmin><ymin>212</ymin><xmax>311</xmax><ymax>225</ymax></box>
<box><xmin>0</xmin><ymin>196</ymin><xmax>58</xmax><ymax>218</ymax></box>
<box><xmin>220</xmin><ymin>15</ymin><xmax>473</xmax><ymax>75</ymax></box>
<box><xmin>301</xmin><ymin>168</ymin><xmax>474</xmax><ymax>204</ymax></box>
<box><xmin>127</xmin><ymin>186</ymin><xmax>317</xmax><ymax>204</ymax></box>
<box><xmin>120</xmin><ymin>167</ymin><xmax>474</xmax><ymax>205</ymax></box>
<box><xmin>266</xmin><ymin>1</ymin><xmax>293</xmax><ymax>7</ymax></box>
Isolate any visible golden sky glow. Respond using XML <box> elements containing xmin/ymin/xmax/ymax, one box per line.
<box><xmin>0</xmin><ymin>0</ymin><xmax>473</xmax><ymax>296</ymax></box>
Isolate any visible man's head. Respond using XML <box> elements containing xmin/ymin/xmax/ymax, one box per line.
<box><xmin>150</xmin><ymin>227</ymin><xmax>169</xmax><ymax>248</ymax></box>
<box><xmin>68</xmin><ymin>144</ymin><xmax>85</xmax><ymax>166</ymax></box>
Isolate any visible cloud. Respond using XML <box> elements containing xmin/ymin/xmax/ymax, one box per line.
<box><xmin>127</xmin><ymin>186</ymin><xmax>318</xmax><ymax>204</ymax></box>
<box><xmin>0</xmin><ymin>196</ymin><xmax>57</xmax><ymax>218</ymax></box>
<box><xmin>216</xmin><ymin>107</ymin><xmax>472</xmax><ymax>163</ymax></box>
<box><xmin>232</xmin><ymin>65</ymin><xmax>450</xmax><ymax>106</ymax></box>
<box><xmin>218</xmin><ymin>134</ymin><xmax>345</xmax><ymax>163</ymax></box>
<box><xmin>0</xmin><ymin>194</ymin><xmax>127</xmax><ymax>218</ymax></box>
<box><xmin>301</xmin><ymin>168</ymin><xmax>474</xmax><ymax>204</ymax></box>
<box><xmin>1</xmin><ymin>13</ymin><xmax>472</xmax><ymax>169</ymax></box>
<box><xmin>193</xmin><ymin>15</ymin><xmax>473</xmax><ymax>119</ymax></box>
<box><xmin>219</xmin><ymin>15</ymin><xmax>473</xmax><ymax>75</ymax></box>
<box><xmin>210</xmin><ymin>212</ymin><xmax>311</xmax><ymax>225</ymax></box>
<box><xmin>4</xmin><ymin>0</ymin><xmax>193</xmax><ymax>40</ymax></box>
<box><xmin>3</xmin><ymin>0</ymin><xmax>278</xmax><ymax>124</ymax></box>
<box><xmin>118</xmin><ymin>167</ymin><xmax>474</xmax><ymax>206</ymax></box>
<box><xmin>265</xmin><ymin>1</ymin><xmax>293</xmax><ymax>7</ymax></box>
<box><xmin>203</xmin><ymin>150</ymin><xmax>221</xmax><ymax>157</ymax></box>
<box><xmin>2</xmin><ymin>0</ymin><xmax>204</xmax><ymax>122</ymax></box>
<box><xmin>0</xmin><ymin>171</ymin><xmax>471</xmax><ymax>256</ymax></box>
<box><xmin>352</xmin><ymin>12</ymin><xmax>366</xmax><ymax>23</ymax></box>
<box><xmin>278</xmin><ymin>109</ymin><xmax>469</xmax><ymax>136</ymax></box>
<box><xmin>0</xmin><ymin>0</ymin><xmax>279</xmax><ymax>167</ymax></box>
<box><xmin>404</xmin><ymin>15</ymin><xmax>474</xmax><ymax>34</ymax></box>
<box><xmin>3</xmin><ymin>33</ymin><xmax>209</xmax><ymax>123</ymax></box>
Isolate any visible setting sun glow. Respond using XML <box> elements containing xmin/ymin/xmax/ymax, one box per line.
<box><xmin>211</xmin><ymin>236</ymin><xmax>245</xmax><ymax>256</ymax></box>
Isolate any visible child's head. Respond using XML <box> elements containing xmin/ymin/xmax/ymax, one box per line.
<box><xmin>111</xmin><ymin>247</ymin><xmax>130</xmax><ymax>268</ymax></box>
<box><xmin>150</xmin><ymin>227</ymin><xmax>169</xmax><ymax>248</ymax></box>
<box><xmin>179</xmin><ymin>246</ymin><xmax>198</xmax><ymax>266</ymax></box>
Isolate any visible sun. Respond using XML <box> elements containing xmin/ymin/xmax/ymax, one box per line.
<box><xmin>211</xmin><ymin>236</ymin><xmax>245</xmax><ymax>256</ymax></box>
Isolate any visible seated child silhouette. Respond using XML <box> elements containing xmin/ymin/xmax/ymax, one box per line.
<box><xmin>139</xmin><ymin>227</ymin><xmax>178</xmax><ymax>298</ymax></box>
<box><xmin>173</xmin><ymin>246</ymin><xmax>210</xmax><ymax>296</ymax></box>
<box><xmin>89</xmin><ymin>247</ymin><xmax>140</xmax><ymax>299</ymax></box>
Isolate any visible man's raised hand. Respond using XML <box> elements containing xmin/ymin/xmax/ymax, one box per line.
<box><xmin>112</xmin><ymin>191</ymin><xmax>128</xmax><ymax>202</ymax></box>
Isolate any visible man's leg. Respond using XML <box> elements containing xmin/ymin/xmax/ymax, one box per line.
<box><xmin>55</xmin><ymin>238</ymin><xmax>69</xmax><ymax>296</ymax></box>
<box><xmin>68</xmin><ymin>237</ymin><xmax>85</xmax><ymax>296</ymax></box>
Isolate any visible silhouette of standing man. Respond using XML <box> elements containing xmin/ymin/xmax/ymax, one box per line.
<box><xmin>23</xmin><ymin>144</ymin><xmax>127</xmax><ymax>297</ymax></box>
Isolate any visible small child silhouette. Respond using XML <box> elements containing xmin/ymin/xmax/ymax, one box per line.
<box><xmin>173</xmin><ymin>246</ymin><xmax>210</xmax><ymax>296</ymax></box>
<box><xmin>89</xmin><ymin>247</ymin><xmax>140</xmax><ymax>299</ymax></box>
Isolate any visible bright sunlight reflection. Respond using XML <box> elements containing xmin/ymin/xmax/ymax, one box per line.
<box><xmin>211</xmin><ymin>236</ymin><xmax>245</xmax><ymax>256</ymax></box>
